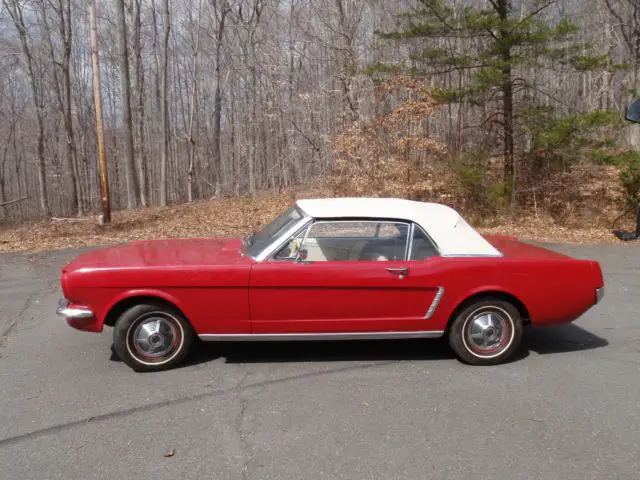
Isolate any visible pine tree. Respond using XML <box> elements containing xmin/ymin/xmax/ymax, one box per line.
<box><xmin>373</xmin><ymin>0</ymin><xmax>617</xmax><ymax>203</ymax></box>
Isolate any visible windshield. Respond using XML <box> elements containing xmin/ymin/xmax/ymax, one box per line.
<box><xmin>244</xmin><ymin>206</ymin><xmax>304</xmax><ymax>258</ymax></box>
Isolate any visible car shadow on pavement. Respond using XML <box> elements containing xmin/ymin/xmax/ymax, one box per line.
<box><xmin>109</xmin><ymin>324</ymin><xmax>608</xmax><ymax>368</ymax></box>
<box><xmin>186</xmin><ymin>338</ymin><xmax>457</xmax><ymax>366</ymax></box>
<box><xmin>187</xmin><ymin>325</ymin><xmax>606</xmax><ymax>365</ymax></box>
<box><xmin>523</xmin><ymin>323</ymin><xmax>609</xmax><ymax>355</ymax></box>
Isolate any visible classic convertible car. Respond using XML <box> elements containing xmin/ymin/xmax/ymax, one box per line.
<box><xmin>57</xmin><ymin>197</ymin><xmax>605</xmax><ymax>372</ymax></box>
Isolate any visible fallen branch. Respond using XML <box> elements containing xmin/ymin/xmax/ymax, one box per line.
<box><xmin>50</xmin><ymin>216</ymin><xmax>84</xmax><ymax>223</ymax></box>
<box><xmin>0</xmin><ymin>196</ymin><xmax>29</xmax><ymax>207</ymax></box>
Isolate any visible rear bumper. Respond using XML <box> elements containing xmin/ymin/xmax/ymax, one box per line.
<box><xmin>596</xmin><ymin>287</ymin><xmax>605</xmax><ymax>305</ymax></box>
<box><xmin>56</xmin><ymin>298</ymin><xmax>101</xmax><ymax>332</ymax></box>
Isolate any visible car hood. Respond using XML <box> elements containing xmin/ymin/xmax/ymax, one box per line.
<box><xmin>63</xmin><ymin>237</ymin><xmax>252</xmax><ymax>272</ymax></box>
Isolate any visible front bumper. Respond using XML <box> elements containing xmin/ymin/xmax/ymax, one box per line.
<box><xmin>56</xmin><ymin>298</ymin><xmax>100</xmax><ymax>332</ymax></box>
<box><xmin>596</xmin><ymin>287</ymin><xmax>605</xmax><ymax>304</ymax></box>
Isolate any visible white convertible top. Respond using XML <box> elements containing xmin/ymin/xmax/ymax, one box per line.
<box><xmin>295</xmin><ymin>197</ymin><xmax>502</xmax><ymax>257</ymax></box>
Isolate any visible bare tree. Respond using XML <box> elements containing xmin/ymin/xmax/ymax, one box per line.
<box><xmin>89</xmin><ymin>0</ymin><xmax>111</xmax><ymax>223</ymax></box>
<box><xmin>159</xmin><ymin>0</ymin><xmax>171</xmax><ymax>207</ymax></box>
<box><xmin>186</xmin><ymin>0</ymin><xmax>203</xmax><ymax>202</ymax></box>
<box><xmin>3</xmin><ymin>0</ymin><xmax>50</xmax><ymax>216</ymax></box>
<box><xmin>116</xmin><ymin>0</ymin><xmax>139</xmax><ymax>209</ymax></box>
<box><xmin>210</xmin><ymin>0</ymin><xmax>231</xmax><ymax>195</ymax></box>
<box><xmin>38</xmin><ymin>0</ymin><xmax>83</xmax><ymax>215</ymax></box>
<box><xmin>130</xmin><ymin>0</ymin><xmax>148</xmax><ymax>207</ymax></box>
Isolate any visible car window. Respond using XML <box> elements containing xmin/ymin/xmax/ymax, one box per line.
<box><xmin>409</xmin><ymin>225</ymin><xmax>439</xmax><ymax>260</ymax></box>
<box><xmin>310</xmin><ymin>221</ymin><xmax>378</xmax><ymax>238</ymax></box>
<box><xmin>273</xmin><ymin>230</ymin><xmax>306</xmax><ymax>260</ymax></box>
<box><xmin>245</xmin><ymin>206</ymin><xmax>303</xmax><ymax>257</ymax></box>
<box><xmin>297</xmin><ymin>221</ymin><xmax>409</xmax><ymax>262</ymax></box>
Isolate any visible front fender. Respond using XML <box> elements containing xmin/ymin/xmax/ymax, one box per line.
<box><xmin>104</xmin><ymin>288</ymin><xmax>186</xmax><ymax>317</ymax></box>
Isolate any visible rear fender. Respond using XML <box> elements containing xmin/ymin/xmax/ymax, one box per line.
<box><xmin>440</xmin><ymin>285</ymin><xmax>529</xmax><ymax>326</ymax></box>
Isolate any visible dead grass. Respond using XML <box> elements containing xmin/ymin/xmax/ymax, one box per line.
<box><xmin>0</xmin><ymin>187</ymin><xmax>634</xmax><ymax>254</ymax></box>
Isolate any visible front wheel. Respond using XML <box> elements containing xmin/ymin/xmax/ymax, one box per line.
<box><xmin>113</xmin><ymin>302</ymin><xmax>194</xmax><ymax>372</ymax></box>
<box><xmin>448</xmin><ymin>298</ymin><xmax>523</xmax><ymax>365</ymax></box>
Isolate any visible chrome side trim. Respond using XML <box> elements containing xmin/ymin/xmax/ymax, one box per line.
<box><xmin>596</xmin><ymin>287</ymin><xmax>605</xmax><ymax>304</ymax></box>
<box><xmin>56</xmin><ymin>298</ymin><xmax>94</xmax><ymax>319</ymax></box>
<box><xmin>441</xmin><ymin>253</ymin><xmax>503</xmax><ymax>258</ymax></box>
<box><xmin>198</xmin><ymin>330</ymin><xmax>445</xmax><ymax>342</ymax></box>
<box><xmin>424</xmin><ymin>287</ymin><xmax>445</xmax><ymax>319</ymax></box>
<box><xmin>405</xmin><ymin>222</ymin><xmax>414</xmax><ymax>261</ymax></box>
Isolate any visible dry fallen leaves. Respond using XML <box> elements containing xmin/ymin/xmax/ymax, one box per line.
<box><xmin>0</xmin><ymin>187</ymin><xmax>322</xmax><ymax>253</ymax></box>
<box><xmin>478</xmin><ymin>219</ymin><xmax>626</xmax><ymax>245</ymax></box>
<box><xmin>0</xmin><ymin>186</ymin><xmax>632</xmax><ymax>254</ymax></box>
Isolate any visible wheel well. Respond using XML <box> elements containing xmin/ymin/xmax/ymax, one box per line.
<box><xmin>103</xmin><ymin>296</ymin><xmax>185</xmax><ymax>327</ymax></box>
<box><xmin>446</xmin><ymin>291</ymin><xmax>530</xmax><ymax>332</ymax></box>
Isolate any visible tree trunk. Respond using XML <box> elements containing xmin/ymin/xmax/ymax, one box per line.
<box><xmin>497</xmin><ymin>0</ymin><xmax>516</xmax><ymax>203</ymax></box>
<box><xmin>187</xmin><ymin>0</ymin><xmax>203</xmax><ymax>203</ymax></box>
<box><xmin>249</xmin><ymin>68</ymin><xmax>257</xmax><ymax>196</ymax></box>
<box><xmin>212</xmin><ymin>0</ymin><xmax>229</xmax><ymax>196</ymax></box>
<box><xmin>212</xmin><ymin>45</ymin><xmax>224</xmax><ymax>196</ymax></box>
<box><xmin>0</xmin><ymin>126</ymin><xmax>10</xmax><ymax>220</ymax></box>
<box><xmin>59</xmin><ymin>0</ymin><xmax>82</xmax><ymax>215</ymax></box>
<box><xmin>132</xmin><ymin>0</ymin><xmax>148</xmax><ymax>207</ymax></box>
<box><xmin>334</xmin><ymin>0</ymin><xmax>361</xmax><ymax>123</ymax></box>
<box><xmin>116</xmin><ymin>0</ymin><xmax>140</xmax><ymax>209</ymax></box>
<box><xmin>230</xmin><ymin>95</ymin><xmax>239</xmax><ymax>195</ymax></box>
<box><xmin>89</xmin><ymin>0</ymin><xmax>111</xmax><ymax>223</ymax></box>
<box><xmin>159</xmin><ymin>0</ymin><xmax>171</xmax><ymax>207</ymax></box>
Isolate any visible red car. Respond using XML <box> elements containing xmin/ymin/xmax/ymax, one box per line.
<box><xmin>57</xmin><ymin>198</ymin><xmax>605</xmax><ymax>372</ymax></box>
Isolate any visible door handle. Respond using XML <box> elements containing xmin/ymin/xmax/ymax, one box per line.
<box><xmin>386</xmin><ymin>267</ymin><xmax>408</xmax><ymax>279</ymax></box>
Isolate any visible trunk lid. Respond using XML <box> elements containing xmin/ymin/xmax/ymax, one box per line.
<box><xmin>483</xmin><ymin>234</ymin><xmax>571</xmax><ymax>259</ymax></box>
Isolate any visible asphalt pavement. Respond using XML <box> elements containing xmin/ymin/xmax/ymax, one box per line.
<box><xmin>1</xmin><ymin>243</ymin><xmax>639</xmax><ymax>480</ymax></box>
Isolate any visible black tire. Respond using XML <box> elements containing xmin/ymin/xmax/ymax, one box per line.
<box><xmin>448</xmin><ymin>298</ymin><xmax>523</xmax><ymax>365</ymax></box>
<box><xmin>113</xmin><ymin>302</ymin><xmax>194</xmax><ymax>372</ymax></box>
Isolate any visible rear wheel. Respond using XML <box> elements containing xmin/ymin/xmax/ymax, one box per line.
<box><xmin>448</xmin><ymin>298</ymin><xmax>523</xmax><ymax>365</ymax></box>
<box><xmin>113</xmin><ymin>302</ymin><xmax>194</xmax><ymax>372</ymax></box>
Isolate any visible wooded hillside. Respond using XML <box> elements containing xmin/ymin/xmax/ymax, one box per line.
<box><xmin>1</xmin><ymin>0</ymin><xmax>640</xmax><ymax>225</ymax></box>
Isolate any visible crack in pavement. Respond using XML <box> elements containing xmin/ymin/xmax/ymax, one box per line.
<box><xmin>235</xmin><ymin>375</ymin><xmax>251</xmax><ymax>480</ymax></box>
<box><xmin>1</xmin><ymin>283</ymin><xmax>57</xmax><ymax>346</ymax></box>
<box><xmin>233</xmin><ymin>369</ymin><xmax>274</xmax><ymax>480</ymax></box>
<box><xmin>0</xmin><ymin>360</ymin><xmax>397</xmax><ymax>448</ymax></box>
<box><xmin>1</xmin><ymin>254</ymin><xmax>60</xmax><ymax>344</ymax></box>
<box><xmin>236</xmin><ymin>381</ymin><xmax>274</xmax><ymax>480</ymax></box>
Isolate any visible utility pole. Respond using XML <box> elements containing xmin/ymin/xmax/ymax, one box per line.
<box><xmin>88</xmin><ymin>0</ymin><xmax>111</xmax><ymax>224</ymax></box>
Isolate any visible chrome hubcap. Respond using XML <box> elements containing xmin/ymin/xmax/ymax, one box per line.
<box><xmin>132</xmin><ymin>316</ymin><xmax>178</xmax><ymax>359</ymax></box>
<box><xmin>465</xmin><ymin>310</ymin><xmax>509</xmax><ymax>353</ymax></box>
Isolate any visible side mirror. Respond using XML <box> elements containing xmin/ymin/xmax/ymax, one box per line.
<box><xmin>626</xmin><ymin>97</ymin><xmax>640</xmax><ymax>123</ymax></box>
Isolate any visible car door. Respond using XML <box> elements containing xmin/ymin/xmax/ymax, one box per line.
<box><xmin>249</xmin><ymin>220</ymin><xmax>443</xmax><ymax>334</ymax></box>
